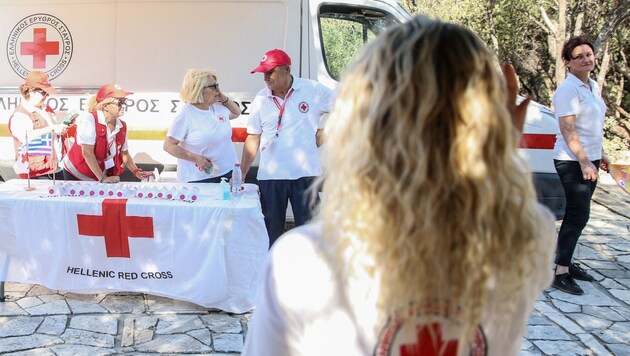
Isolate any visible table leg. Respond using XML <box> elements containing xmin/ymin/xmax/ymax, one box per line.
<box><xmin>0</xmin><ymin>281</ymin><xmax>5</xmax><ymax>302</ymax></box>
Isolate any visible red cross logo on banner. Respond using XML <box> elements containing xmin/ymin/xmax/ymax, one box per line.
<box><xmin>20</xmin><ymin>28</ymin><xmax>60</xmax><ymax>69</ymax></box>
<box><xmin>77</xmin><ymin>199</ymin><xmax>154</xmax><ymax>258</ymax></box>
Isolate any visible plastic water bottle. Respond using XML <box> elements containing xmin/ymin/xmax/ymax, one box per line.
<box><xmin>231</xmin><ymin>163</ymin><xmax>242</xmax><ymax>193</ymax></box>
<box><xmin>177</xmin><ymin>187</ymin><xmax>189</xmax><ymax>201</ymax></box>
<box><xmin>219</xmin><ymin>178</ymin><xmax>230</xmax><ymax>200</ymax></box>
<box><xmin>48</xmin><ymin>185</ymin><xmax>59</xmax><ymax>195</ymax></box>
<box><xmin>190</xmin><ymin>186</ymin><xmax>200</xmax><ymax>202</ymax></box>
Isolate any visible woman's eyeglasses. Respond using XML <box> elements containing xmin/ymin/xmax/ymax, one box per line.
<box><xmin>110</xmin><ymin>98</ymin><xmax>128</xmax><ymax>107</ymax></box>
<box><xmin>32</xmin><ymin>88</ymin><xmax>48</xmax><ymax>96</ymax></box>
<box><xmin>204</xmin><ymin>83</ymin><xmax>219</xmax><ymax>90</ymax></box>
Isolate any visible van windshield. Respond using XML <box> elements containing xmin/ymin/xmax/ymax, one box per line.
<box><xmin>319</xmin><ymin>5</ymin><xmax>401</xmax><ymax>80</ymax></box>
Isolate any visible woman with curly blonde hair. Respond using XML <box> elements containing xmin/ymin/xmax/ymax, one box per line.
<box><xmin>244</xmin><ymin>17</ymin><xmax>555</xmax><ymax>356</ymax></box>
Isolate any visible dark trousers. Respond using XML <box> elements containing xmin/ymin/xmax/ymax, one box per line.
<box><xmin>258</xmin><ymin>177</ymin><xmax>318</xmax><ymax>247</ymax></box>
<box><xmin>554</xmin><ymin>159</ymin><xmax>599</xmax><ymax>266</ymax></box>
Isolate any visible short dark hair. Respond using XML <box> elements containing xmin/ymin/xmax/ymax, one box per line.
<box><xmin>561</xmin><ymin>36</ymin><xmax>594</xmax><ymax>62</ymax></box>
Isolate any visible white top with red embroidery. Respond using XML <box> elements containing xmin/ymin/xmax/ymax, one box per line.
<box><xmin>243</xmin><ymin>208</ymin><xmax>555</xmax><ymax>356</ymax></box>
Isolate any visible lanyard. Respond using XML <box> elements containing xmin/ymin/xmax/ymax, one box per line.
<box><xmin>271</xmin><ymin>88</ymin><xmax>294</xmax><ymax>137</ymax></box>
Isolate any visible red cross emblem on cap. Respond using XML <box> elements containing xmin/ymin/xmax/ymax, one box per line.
<box><xmin>299</xmin><ymin>102</ymin><xmax>309</xmax><ymax>113</ymax></box>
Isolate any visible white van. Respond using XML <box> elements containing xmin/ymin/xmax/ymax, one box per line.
<box><xmin>0</xmin><ymin>0</ymin><xmax>564</xmax><ymax>217</ymax></box>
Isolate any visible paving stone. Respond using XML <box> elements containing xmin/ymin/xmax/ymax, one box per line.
<box><xmin>49</xmin><ymin>344</ymin><xmax>117</xmax><ymax>356</ymax></box>
<box><xmin>37</xmin><ymin>315</ymin><xmax>67</xmax><ymax>335</ymax></box>
<box><xmin>5</xmin><ymin>283</ymin><xmax>32</xmax><ymax>293</ymax></box>
<box><xmin>608</xmin><ymin>343</ymin><xmax>630</xmax><ymax>355</ymax></box>
<box><xmin>520</xmin><ymin>339</ymin><xmax>534</xmax><ymax>350</ymax></box>
<box><xmin>547</xmin><ymin>286</ymin><xmax>619</xmax><ymax>307</ymax></box>
<box><xmin>60</xmin><ymin>328</ymin><xmax>116</xmax><ymax>348</ymax></box>
<box><xmin>595</xmin><ymin>321</ymin><xmax>630</xmax><ymax>344</ymax></box>
<box><xmin>0</xmin><ymin>316</ymin><xmax>43</xmax><ymax>337</ymax></box>
<box><xmin>145</xmin><ymin>295</ymin><xmax>208</xmax><ymax>313</ymax></box>
<box><xmin>16</xmin><ymin>296</ymin><xmax>43</xmax><ymax>309</ymax></box>
<box><xmin>99</xmin><ymin>295</ymin><xmax>145</xmax><ymax>313</ymax></box>
<box><xmin>9</xmin><ymin>349</ymin><xmax>56</xmax><ymax>356</ymax></box>
<box><xmin>133</xmin><ymin>334</ymin><xmax>212</xmax><ymax>353</ymax></box>
<box><xmin>527</xmin><ymin>313</ymin><xmax>553</xmax><ymax>326</ymax></box>
<box><xmin>544</xmin><ymin>312</ymin><xmax>584</xmax><ymax>334</ymax></box>
<box><xmin>582</xmin><ymin>306</ymin><xmax>627</xmax><ymax>322</ymax></box>
<box><xmin>155</xmin><ymin>315</ymin><xmax>205</xmax><ymax>334</ymax></box>
<box><xmin>69</xmin><ymin>315</ymin><xmax>118</xmax><ymax>335</ymax></box>
<box><xmin>26</xmin><ymin>285</ymin><xmax>56</xmax><ymax>297</ymax></box>
<box><xmin>531</xmin><ymin>341</ymin><xmax>587</xmax><ymax>355</ymax></box>
<box><xmin>599</xmin><ymin>277</ymin><xmax>626</xmax><ymax>289</ymax></box>
<box><xmin>608</xmin><ymin>288</ymin><xmax>630</xmax><ymax>303</ymax></box>
<box><xmin>201</xmin><ymin>314</ymin><xmax>243</xmax><ymax>333</ymax></box>
<box><xmin>566</xmin><ymin>313</ymin><xmax>613</xmax><ymax>331</ymax></box>
<box><xmin>533</xmin><ymin>301</ymin><xmax>557</xmax><ymax>314</ymax></box>
<box><xmin>67</xmin><ymin>298</ymin><xmax>110</xmax><ymax>314</ymax></box>
<box><xmin>25</xmin><ymin>300</ymin><xmax>70</xmax><ymax>316</ymax></box>
<box><xmin>575</xmin><ymin>333</ymin><xmax>611</xmax><ymax>356</ymax></box>
<box><xmin>0</xmin><ymin>334</ymin><xmax>63</xmax><ymax>353</ymax></box>
<box><xmin>0</xmin><ymin>301</ymin><xmax>28</xmax><ymax>316</ymax></box>
<box><xmin>525</xmin><ymin>325</ymin><xmax>572</xmax><ymax>340</ymax></box>
<box><xmin>187</xmin><ymin>327</ymin><xmax>213</xmax><ymax>346</ymax></box>
<box><xmin>519</xmin><ymin>351</ymin><xmax>544</xmax><ymax>356</ymax></box>
<box><xmin>611</xmin><ymin>306</ymin><xmax>630</xmax><ymax>320</ymax></box>
<box><xmin>38</xmin><ymin>294</ymin><xmax>66</xmax><ymax>303</ymax></box>
<box><xmin>598</xmin><ymin>269</ymin><xmax>630</xmax><ymax>279</ymax></box>
<box><xmin>121</xmin><ymin>318</ymin><xmax>135</xmax><ymax>347</ymax></box>
<box><xmin>214</xmin><ymin>333</ymin><xmax>244</xmax><ymax>353</ymax></box>
<box><xmin>550</xmin><ymin>299</ymin><xmax>581</xmax><ymax>313</ymax></box>
<box><xmin>134</xmin><ymin>315</ymin><xmax>158</xmax><ymax>344</ymax></box>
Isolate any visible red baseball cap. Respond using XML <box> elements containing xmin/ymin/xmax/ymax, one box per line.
<box><xmin>96</xmin><ymin>83</ymin><xmax>133</xmax><ymax>103</ymax></box>
<box><xmin>24</xmin><ymin>71</ymin><xmax>57</xmax><ymax>95</ymax></box>
<box><xmin>251</xmin><ymin>49</ymin><xmax>291</xmax><ymax>73</ymax></box>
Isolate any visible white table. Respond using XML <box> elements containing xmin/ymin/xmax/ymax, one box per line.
<box><xmin>0</xmin><ymin>179</ymin><xmax>268</xmax><ymax>313</ymax></box>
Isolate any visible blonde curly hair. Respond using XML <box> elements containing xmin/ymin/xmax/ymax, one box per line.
<box><xmin>316</xmin><ymin>16</ymin><xmax>551</xmax><ymax>346</ymax></box>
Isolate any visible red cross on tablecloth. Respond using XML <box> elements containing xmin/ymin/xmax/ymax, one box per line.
<box><xmin>20</xmin><ymin>28</ymin><xmax>59</xmax><ymax>69</ymax></box>
<box><xmin>77</xmin><ymin>199</ymin><xmax>154</xmax><ymax>258</ymax></box>
<box><xmin>400</xmin><ymin>323</ymin><xmax>458</xmax><ymax>356</ymax></box>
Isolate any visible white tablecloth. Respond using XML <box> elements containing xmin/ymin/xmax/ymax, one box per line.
<box><xmin>0</xmin><ymin>179</ymin><xmax>268</xmax><ymax>313</ymax></box>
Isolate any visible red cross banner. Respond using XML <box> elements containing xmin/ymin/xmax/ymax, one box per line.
<box><xmin>0</xmin><ymin>180</ymin><xmax>268</xmax><ymax>313</ymax></box>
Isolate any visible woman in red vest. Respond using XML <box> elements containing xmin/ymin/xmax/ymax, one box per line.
<box><xmin>63</xmin><ymin>83</ymin><xmax>149</xmax><ymax>182</ymax></box>
<box><xmin>8</xmin><ymin>71</ymin><xmax>67</xmax><ymax>179</ymax></box>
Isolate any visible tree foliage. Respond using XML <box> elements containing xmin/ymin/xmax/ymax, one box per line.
<box><xmin>402</xmin><ymin>0</ymin><xmax>630</xmax><ymax>158</ymax></box>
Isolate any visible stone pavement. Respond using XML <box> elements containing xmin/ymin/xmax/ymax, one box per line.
<box><xmin>0</xmin><ymin>179</ymin><xmax>629</xmax><ymax>355</ymax></box>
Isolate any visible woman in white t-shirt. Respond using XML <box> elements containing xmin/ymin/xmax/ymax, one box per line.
<box><xmin>243</xmin><ymin>17</ymin><xmax>555</xmax><ymax>356</ymax></box>
<box><xmin>164</xmin><ymin>69</ymin><xmax>241</xmax><ymax>183</ymax></box>
<box><xmin>551</xmin><ymin>37</ymin><xmax>610</xmax><ymax>295</ymax></box>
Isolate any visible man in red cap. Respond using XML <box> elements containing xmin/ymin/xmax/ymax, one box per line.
<box><xmin>63</xmin><ymin>83</ymin><xmax>150</xmax><ymax>182</ymax></box>
<box><xmin>241</xmin><ymin>49</ymin><xmax>336</xmax><ymax>246</ymax></box>
<box><xmin>8</xmin><ymin>71</ymin><xmax>67</xmax><ymax>179</ymax></box>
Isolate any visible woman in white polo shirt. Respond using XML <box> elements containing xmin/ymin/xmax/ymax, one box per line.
<box><xmin>163</xmin><ymin>69</ymin><xmax>241</xmax><ymax>183</ymax></box>
<box><xmin>552</xmin><ymin>37</ymin><xmax>610</xmax><ymax>295</ymax></box>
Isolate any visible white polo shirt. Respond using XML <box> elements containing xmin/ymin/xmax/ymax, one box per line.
<box><xmin>552</xmin><ymin>73</ymin><xmax>607</xmax><ymax>161</ymax></box>
<box><xmin>247</xmin><ymin>77</ymin><xmax>336</xmax><ymax>180</ymax></box>
<box><xmin>167</xmin><ymin>103</ymin><xmax>237</xmax><ymax>182</ymax></box>
<box><xmin>243</xmin><ymin>208</ymin><xmax>555</xmax><ymax>356</ymax></box>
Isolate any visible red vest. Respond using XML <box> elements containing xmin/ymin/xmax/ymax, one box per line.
<box><xmin>8</xmin><ymin>104</ymin><xmax>59</xmax><ymax>178</ymax></box>
<box><xmin>64</xmin><ymin>112</ymin><xmax>127</xmax><ymax>181</ymax></box>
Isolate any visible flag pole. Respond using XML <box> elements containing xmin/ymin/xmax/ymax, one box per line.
<box><xmin>24</xmin><ymin>130</ymin><xmax>35</xmax><ymax>191</ymax></box>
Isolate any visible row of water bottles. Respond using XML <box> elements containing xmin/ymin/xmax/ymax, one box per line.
<box><xmin>48</xmin><ymin>182</ymin><xmax>201</xmax><ymax>202</ymax></box>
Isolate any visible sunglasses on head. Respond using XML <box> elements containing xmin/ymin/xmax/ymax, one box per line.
<box><xmin>204</xmin><ymin>83</ymin><xmax>219</xmax><ymax>90</ymax></box>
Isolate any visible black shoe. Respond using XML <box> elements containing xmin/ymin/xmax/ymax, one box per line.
<box><xmin>569</xmin><ymin>262</ymin><xmax>595</xmax><ymax>282</ymax></box>
<box><xmin>552</xmin><ymin>273</ymin><xmax>584</xmax><ymax>295</ymax></box>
